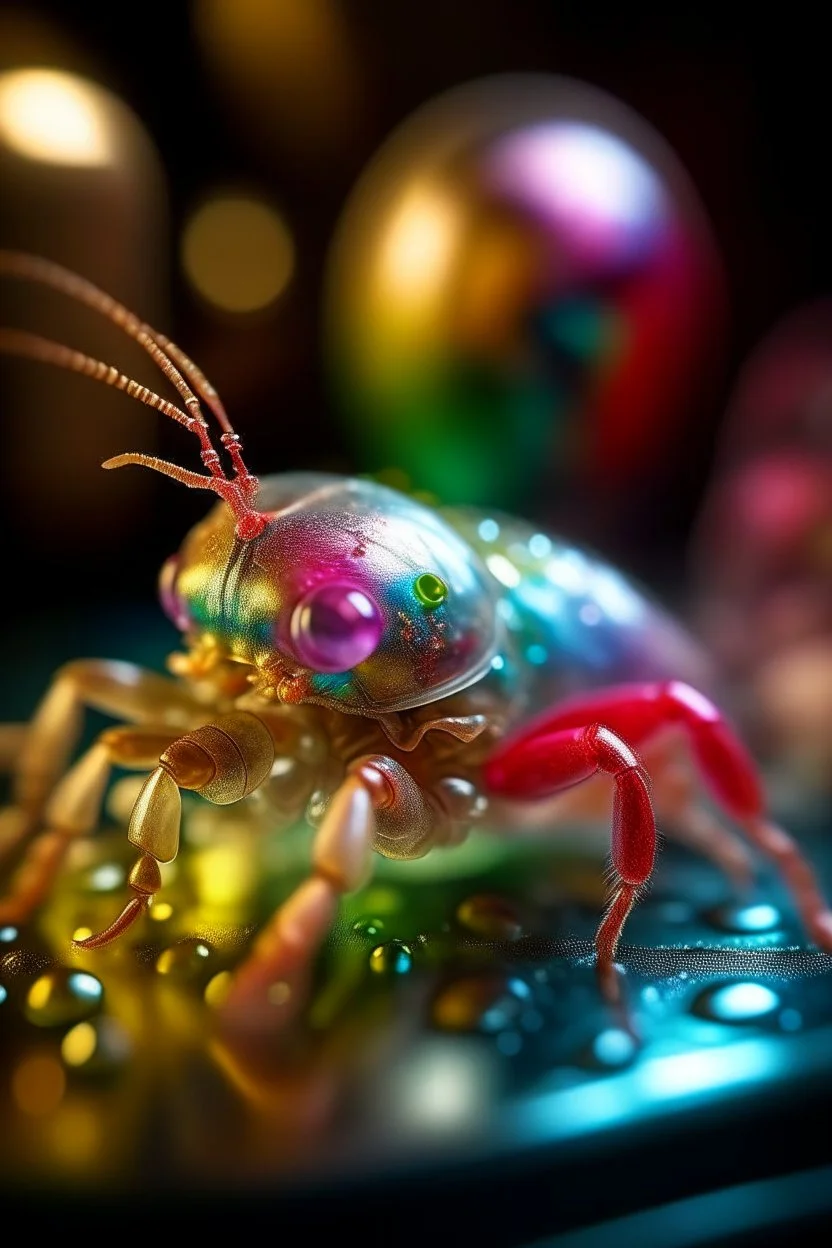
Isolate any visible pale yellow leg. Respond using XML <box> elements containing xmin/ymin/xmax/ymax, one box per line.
<box><xmin>0</xmin><ymin>725</ymin><xmax>180</xmax><ymax>925</ymax></box>
<box><xmin>218</xmin><ymin>754</ymin><xmax>450</xmax><ymax>1037</ymax></box>
<box><xmin>218</xmin><ymin>773</ymin><xmax>376</xmax><ymax>1036</ymax></box>
<box><xmin>74</xmin><ymin>711</ymin><xmax>275</xmax><ymax>949</ymax></box>
<box><xmin>1</xmin><ymin>659</ymin><xmax>205</xmax><ymax>868</ymax></box>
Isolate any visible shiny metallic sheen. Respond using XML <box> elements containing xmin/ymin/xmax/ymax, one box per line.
<box><xmin>174</xmin><ymin>474</ymin><xmax>500</xmax><ymax>715</ymax></box>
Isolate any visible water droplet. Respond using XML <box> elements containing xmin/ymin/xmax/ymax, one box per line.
<box><xmin>155</xmin><ymin>939</ymin><xmax>213</xmax><ymax>982</ymax></box>
<box><xmin>692</xmin><ymin>981</ymin><xmax>780</xmax><ymax>1023</ymax></box>
<box><xmin>25</xmin><ymin>968</ymin><xmax>104</xmax><ymax>1028</ymax></box>
<box><xmin>369</xmin><ymin>941</ymin><xmax>413</xmax><ymax>975</ymax></box>
<box><xmin>706</xmin><ymin>902</ymin><xmax>783</xmax><ymax>934</ymax></box>
<box><xmin>582</xmin><ymin>1027</ymin><xmax>638</xmax><ymax>1070</ymax></box>
<box><xmin>456</xmin><ymin>894</ymin><xmax>524</xmax><ymax>941</ymax></box>
<box><xmin>496</xmin><ymin>1030</ymin><xmax>522</xmax><ymax>1056</ymax></box>
<box><xmin>204</xmin><ymin>972</ymin><xmax>232</xmax><ymax>1008</ymax></box>
<box><xmin>779</xmin><ymin>1008</ymin><xmax>802</xmax><ymax>1032</ymax></box>
<box><xmin>61</xmin><ymin>1017</ymin><xmax>132</xmax><ymax>1074</ymax></box>
<box><xmin>352</xmin><ymin>916</ymin><xmax>385</xmax><ymax>941</ymax></box>
<box><xmin>431</xmin><ymin>973</ymin><xmax>531</xmax><ymax>1033</ymax></box>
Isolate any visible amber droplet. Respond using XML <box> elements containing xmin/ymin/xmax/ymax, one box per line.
<box><xmin>456</xmin><ymin>893</ymin><xmax>524</xmax><ymax>941</ymax></box>
<box><xmin>61</xmin><ymin>1017</ymin><xmax>132</xmax><ymax>1074</ymax></box>
<box><xmin>369</xmin><ymin>940</ymin><xmax>413</xmax><ymax>975</ymax></box>
<box><xmin>25</xmin><ymin>968</ymin><xmax>104</xmax><ymax>1028</ymax></box>
<box><xmin>155</xmin><ymin>939</ymin><xmax>213</xmax><ymax>982</ymax></box>
<box><xmin>432</xmin><ymin>973</ymin><xmax>531</xmax><ymax>1033</ymax></box>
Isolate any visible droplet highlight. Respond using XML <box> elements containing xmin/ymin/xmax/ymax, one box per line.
<box><xmin>582</xmin><ymin>1027</ymin><xmax>638</xmax><ymax>1070</ymax></box>
<box><xmin>705</xmin><ymin>902</ymin><xmax>783</xmax><ymax>934</ymax></box>
<box><xmin>25</xmin><ymin>968</ymin><xmax>104</xmax><ymax>1028</ymax></box>
<box><xmin>369</xmin><ymin>940</ymin><xmax>413</xmax><ymax>976</ymax></box>
<box><xmin>155</xmin><ymin>939</ymin><xmax>213</xmax><ymax>982</ymax></box>
<box><xmin>431</xmin><ymin>973</ymin><xmax>531</xmax><ymax>1033</ymax></box>
<box><xmin>352</xmin><ymin>916</ymin><xmax>385</xmax><ymax>941</ymax></box>
<box><xmin>692</xmin><ymin>981</ymin><xmax>781</xmax><ymax>1023</ymax></box>
<box><xmin>61</xmin><ymin>1017</ymin><xmax>132</xmax><ymax>1073</ymax></box>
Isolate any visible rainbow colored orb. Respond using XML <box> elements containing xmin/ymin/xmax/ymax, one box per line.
<box><xmin>324</xmin><ymin>73</ymin><xmax>726</xmax><ymax>520</ymax></box>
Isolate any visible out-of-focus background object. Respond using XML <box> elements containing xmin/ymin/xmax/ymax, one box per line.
<box><xmin>689</xmin><ymin>301</ymin><xmax>832</xmax><ymax>792</ymax></box>
<box><xmin>192</xmin><ymin>0</ymin><xmax>368</xmax><ymax>182</ymax></box>
<box><xmin>324</xmin><ymin>72</ymin><xmax>727</xmax><ymax>553</ymax></box>
<box><xmin>0</xmin><ymin>9</ymin><xmax>168</xmax><ymax>568</ymax></box>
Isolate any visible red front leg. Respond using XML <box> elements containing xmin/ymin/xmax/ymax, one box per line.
<box><xmin>484</xmin><ymin>721</ymin><xmax>656</xmax><ymax>984</ymax></box>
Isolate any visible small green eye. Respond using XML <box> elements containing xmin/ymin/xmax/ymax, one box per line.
<box><xmin>413</xmin><ymin>573</ymin><xmax>448</xmax><ymax>608</ymax></box>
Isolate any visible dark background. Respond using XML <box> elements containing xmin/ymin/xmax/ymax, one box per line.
<box><xmin>1</xmin><ymin>1</ymin><xmax>830</xmax><ymax>610</ymax></box>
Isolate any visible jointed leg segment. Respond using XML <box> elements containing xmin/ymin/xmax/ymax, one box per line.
<box><xmin>218</xmin><ymin>754</ymin><xmax>443</xmax><ymax>1035</ymax></box>
<box><xmin>484</xmin><ymin>680</ymin><xmax>832</xmax><ymax>985</ymax></box>
<box><xmin>0</xmin><ymin>725</ymin><xmax>180</xmax><ymax>925</ymax></box>
<box><xmin>485</xmin><ymin>721</ymin><xmax>656</xmax><ymax>980</ymax></box>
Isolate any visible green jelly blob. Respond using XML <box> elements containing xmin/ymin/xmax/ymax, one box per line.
<box><xmin>413</xmin><ymin>573</ymin><xmax>448</xmax><ymax>609</ymax></box>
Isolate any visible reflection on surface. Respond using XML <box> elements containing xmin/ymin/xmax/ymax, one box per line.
<box><xmin>1</xmin><ymin>785</ymin><xmax>831</xmax><ymax>1195</ymax></box>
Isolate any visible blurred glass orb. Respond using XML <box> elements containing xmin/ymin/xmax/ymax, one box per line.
<box><xmin>691</xmin><ymin>298</ymin><xmax>832</xmax><ymax>672</ymax></box>
<box><xmin>324</xmin><ymin>74</ymin><xmax>725</xmax><ymax>513</ymax></box>
<box><xmin>0</xmin><ymin>68</ymin><xmax>113</xmax><ymax>166</ymax></box>
<box><xmin>181</xmin><ymin>193</ymin><xmax>294</xmax><ymax>314</ymax></box>
<box><xmin>689</xmin><ymin>299</ymin><xmax>832</xmax><ymax>786</ymax></box>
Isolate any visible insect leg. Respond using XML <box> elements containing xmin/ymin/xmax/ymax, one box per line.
<box><xmin>0</xmin><ymin>726</ymin><xmax>181</xmax><ymax>925</ymax></box>
<box><xmin>504</xmin><ymin>681</ymin><xmax>832</xmax><ymax>950</ymax></box>
<box><xmin>218</xmin><ymin>769</ymin><xmax>377</xmax><ymax>1036</ymax></box>
<box><xmin>1</xmin><ymin>659</ymin><xmax>204</xmax><ymax>863</ymax></box>
<box><xmin>74</xmin><ymin>711</ymin><xmax>275</xmax><ymax>949</ymax></box>
<box><xmin>641</xmin><ymin>735</ymin><xmax>755</xmax><ymax>891</ymax></box>
<box><xmin>483</xmin><ymin>722</ymin><xmax>656</xmax><ymax>994</ymax></box>
<box><xmin>219</xmin><ymin>754</ymin><xmax>448</xmax><ymax>1035</ymax></box>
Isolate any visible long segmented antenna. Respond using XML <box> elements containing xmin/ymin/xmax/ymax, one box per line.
<box><xmin>0</xmin><ymin>251</ymin><xmax>266</xmax><ymax>540</ymax></box>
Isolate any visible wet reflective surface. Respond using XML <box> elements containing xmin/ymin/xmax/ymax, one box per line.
<box><xmin>1</xmin><ymin>610</ymin><xmax>832</xmax><ymax>1244</ymax></box>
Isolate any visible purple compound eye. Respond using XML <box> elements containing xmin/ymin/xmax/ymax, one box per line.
<box><xmin>159</xmin><ymin>555</ymin><xmax>190</xmax><ymax>631</ymax></box>
<box><xmin>289</xmin><ymin>582</ymin><xmax>384</xmax><ymax>672</ymax></box>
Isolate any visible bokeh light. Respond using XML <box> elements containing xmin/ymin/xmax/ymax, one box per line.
<box><xmin>181</xmin><ymin>194</ymin><xmax>295</xmax><ymax>314</ymax></box>
<box><xmin>0</xmin><ymin>68</ymin><xmax>113</xmax><ymax>166</ymax></box>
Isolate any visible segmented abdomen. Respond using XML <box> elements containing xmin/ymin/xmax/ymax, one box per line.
<box><xmin>443</xmin><ymin>506</ymin><xmax>714</xmax><ymax>724</ymax></box>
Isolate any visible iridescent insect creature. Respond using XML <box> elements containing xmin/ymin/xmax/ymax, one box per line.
<box><xmin>1</xmin><ymin>252</ymin><xmax>830</xmax><ymax>1034</ymax></box>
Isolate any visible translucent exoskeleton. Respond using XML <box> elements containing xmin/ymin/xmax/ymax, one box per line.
<box><xmin>1</xmin><ymin>251</ymin><xmax>831</xmax><ymax>1035</ymax></box>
